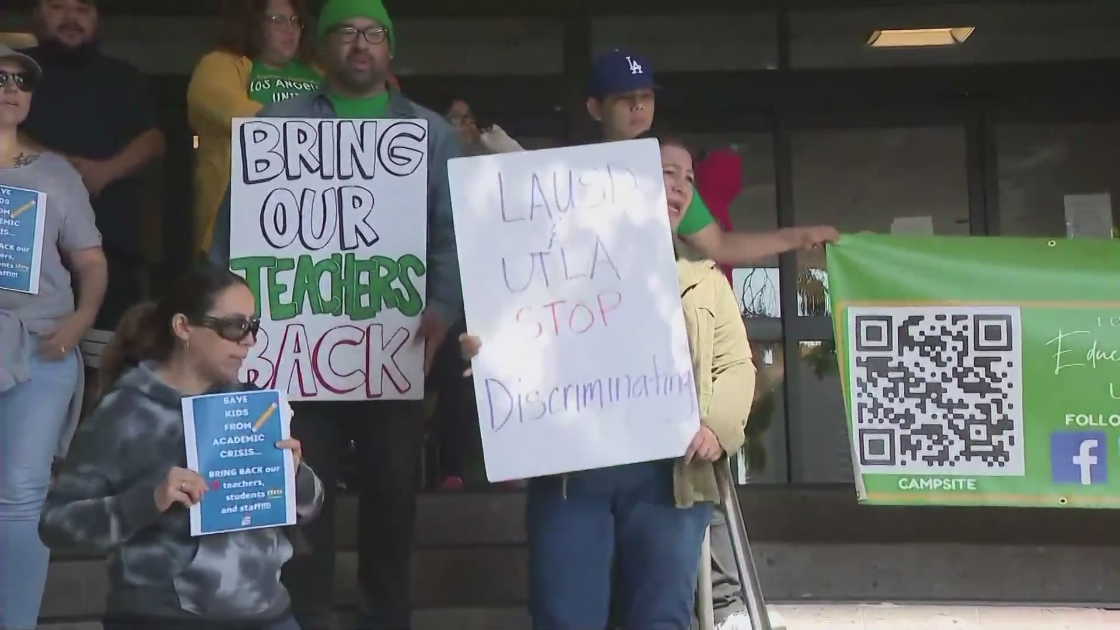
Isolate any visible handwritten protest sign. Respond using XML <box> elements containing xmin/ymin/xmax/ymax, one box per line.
<box><xmin>182</xmin><ymin>389</ymin><xmax>296</xmax><ymax>536</ymax></box>
<box><xmin>0</xmin><ymin>185</ymin><xmax>46</xmax><ymax>294</ymax></box>
<box><xmin>448</xmin><ymin>139</ymin><xmax>699</xmax><ymax>482</ymax></box>
<box><xmin>229</xmin><ymin>118</ymin><xmax>429</xmax><ymax>401</ymax></box>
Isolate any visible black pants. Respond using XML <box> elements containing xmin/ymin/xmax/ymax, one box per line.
<box><xmin>280</xmin><ymin>400</ymin><xmax>425</xmax><ymax>630</ymax></box>
<box><xmin>707</xmin><ymin>508</ymin><xmax>747</xmax><ymax>626</ymax></box>
<box><xmin>93</xmin><ymin>248</ymin><xmax>144</xmax><ymax>331</ymax></box>
<box><xmin>429</xmin><ymin>319</ymin><xmax>476</xmax><ymax>480</ymax></box>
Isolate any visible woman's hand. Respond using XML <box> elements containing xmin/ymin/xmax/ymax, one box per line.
<box><xmin>684</xmin><ymin>427</ymin><xmax>723</xmax><ymax>464</ymax></box>
<box><xmin>459</xmin><ymin>333</ymin><xmax>482</xmax><ymax>377</ymax></box>
<box><xmin>154</xmin><ymin>467</ymin><xmax>207</xmax><ymax>512</ymax></box>
<box><xmin>276</xmin><ymin>438</ymin><xmax>303</xmax><ymax>468</ymax></box>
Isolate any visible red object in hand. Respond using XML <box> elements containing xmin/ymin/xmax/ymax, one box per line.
<box><xmin>695</xmin><ymin>149</ymin><xmax>745</xmax><ymax>285</ymax></box>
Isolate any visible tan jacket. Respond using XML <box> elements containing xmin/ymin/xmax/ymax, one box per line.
<box><xmin>671</xmin><ymin>245</ymin><xmax>756</xmax><ymax>507</ymax></box>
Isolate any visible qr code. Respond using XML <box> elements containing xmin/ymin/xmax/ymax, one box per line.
<box><xmin>847</xmin><ymin>306</ymin><xmax>1025</xmax><ymax>476</ymax></box>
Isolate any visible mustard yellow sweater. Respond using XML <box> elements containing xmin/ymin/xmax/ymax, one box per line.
<box><xmin>186</xmin><ymin>51</ymin><xmax>262</xmax><ymax>254</ymax></box>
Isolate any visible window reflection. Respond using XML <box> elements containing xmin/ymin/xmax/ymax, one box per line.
<box><xmin>730</xmin><ymin>341</ymin><xmax>787</xmax><ymax>484</ymax></box>
<box><xmin>795</xmin><ymin>340</ymin><xmax>853</xmax><ymax>483</ymax></box>
<box><xmin>996</xmin><ymin>122</ymin><xmax>1119</xmax><ymax>238</ymax></box>
<box><xmin>791</xmin><ymin>126</ymin><xmax>969</xmax><ymax>316</ymax></box>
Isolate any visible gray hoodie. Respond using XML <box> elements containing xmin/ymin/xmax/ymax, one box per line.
<box><xmin>40</xmin><ymin>362</ymin><xmax>324</xmax><ymax>624</ymax></box>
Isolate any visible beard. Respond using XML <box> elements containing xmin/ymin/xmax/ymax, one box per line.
<box><xmin>329</xmin><ymin>53</ymin><xmax>388</xmax><ymax>95</ymax></box>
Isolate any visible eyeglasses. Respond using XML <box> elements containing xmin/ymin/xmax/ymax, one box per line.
<box><xmin>197</xmin><ymin>315</ymin><xmax>261</xmax><ymax>343</ymax></box>
<box><xmin>330</xmin><ymin>26</ymin><xmax>389</xmax><ymax>45</ymax></box>
<box><xmin>0</xmin><ymin>71</ymin><xmax>35</xmax><ymax>93</ymax></box>
<box><xmin>265</xmin><ymin>14</ymin><xmax>303</xmax><ymax>29</ymax></box>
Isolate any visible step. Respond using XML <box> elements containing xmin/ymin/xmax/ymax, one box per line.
<box><xmin>37</xmin><ymin>605</ymin><xmax>1120</xmax><ymax>630</ymax></box>
<box><xmin>40</xmin><ymin>542</ymin><xmax>1118</xmax><ymax>622</ymax></box>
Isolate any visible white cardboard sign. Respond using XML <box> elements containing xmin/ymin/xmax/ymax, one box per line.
<box><xmin>229</xmin><ymin>117</ymin><xmax>429</xmax><ymax>401</ymax></box>
<box><xmin>448</xmin><ymin>138</ymin><xmax>700</xmax><ymax>482</ymax></box>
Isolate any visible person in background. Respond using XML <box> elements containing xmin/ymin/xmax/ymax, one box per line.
<box><xmin>20</xmin><ymin>0</ymin><xmax>165</xmax><ymax>331</ymax></box>
<box><xmin>208</xmin><ymin>1</ymin><xmax>463</xmax><ymax>628</ymax></box>
<box><xmin>459</xmin><ymin>134</ymin><xmax>755</xmax><ymax>630</ymax></box>
<box><xmin>0</xmin><ymin>43</ymin><xmax>108</xmax><ymax>630</ymax></box>
<box><xmin>585</xmin><ymin>49</ymin><xmax>839</xmax><ymax>266</ymax></box>
<box><xmin>445</xmin><ymin>97</ymin><xmax>524</xmax><ymax>155</ymax></box>
<box><xmin>695</xmin><ymin>148</ymin><xmax>744</xmax><ymax>284</ymax></box>
<box><xmin>40</xmin><ymin>265</ymin><xmax>323</xmax><ymax>630</ymax></box>
<box><xmin>187</xmin><ymin>0</ymin><xmax>321</xmax><ymax>257</ymax></box>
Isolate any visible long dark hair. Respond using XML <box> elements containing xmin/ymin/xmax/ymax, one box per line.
<box><xmin>99</xmin><ymin>265</ymin><xmax>250</xmax><ymax>395</ymax></box>
<box><xmin>216</xmin><ymin>0</ymin><xmax>316</xmax><ymax>64</ymax></box>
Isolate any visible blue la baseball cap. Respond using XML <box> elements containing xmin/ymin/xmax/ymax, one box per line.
<box><xmin>589</xmin><ymin>49</ymin><xmax>656</xmax><ymax>98</ymax></box>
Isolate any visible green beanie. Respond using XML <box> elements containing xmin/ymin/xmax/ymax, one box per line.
<box><xmin>318</xmin><ymin>0</ymin><xmax>395</xmax><ymax>52</ymax></box>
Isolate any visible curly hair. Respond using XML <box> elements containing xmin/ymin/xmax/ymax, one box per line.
<box><xmin>215</xmin><ymin>0</ymin><xmax>317</xmax><ymax>63</ymax></box>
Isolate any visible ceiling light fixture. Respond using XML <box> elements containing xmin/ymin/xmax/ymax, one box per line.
<box><xmin>867</xmin><ymin>27</ymin><xmax>975</xmax><ymax>48</ymax></box>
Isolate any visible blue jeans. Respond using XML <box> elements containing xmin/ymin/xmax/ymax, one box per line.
<box><xmin>527</xmin><ymin>461</ymin><xmax>714</xmax><ymax>630</ymax></box>
<box><xmin>0</xmin><ymin>350</ymin><xmax>79</xmax><ymax>630</ymax></box>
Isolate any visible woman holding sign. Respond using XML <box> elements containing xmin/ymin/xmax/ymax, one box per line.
<box><xmin>40</xmin><ymin>265</ymin><xmax>324</xmax><ymax>630</ymax></box>
<box><xmin>0</xmin><ymin>45</ymin><xmax>108</xmax><ymax>630</ymax></box>
<box><xmin>458</xmin><ymin>136</ymin><xmax>756</xmax><ymax>630</ymax></box>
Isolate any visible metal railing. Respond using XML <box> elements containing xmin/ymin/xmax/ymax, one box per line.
<box><xmin>697</xmin><ymin>459</ymin><xmax>773</xmax><ymax>630</ymax></box>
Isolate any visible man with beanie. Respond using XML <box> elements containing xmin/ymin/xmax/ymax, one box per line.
<box><xmin>208</xmin><ymin>1</ymin><xmax>462</xmax><ymax>629</ymax></box>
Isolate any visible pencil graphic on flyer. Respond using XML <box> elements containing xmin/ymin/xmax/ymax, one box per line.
<box><xmin>252</xmin><ymin>403</ymin><xmax>277</xmax><ymax>432</ymax></box>
<box><xmin>9</xmin><ymin>201</ymin><xmax>34</xmax><ymax>219</ymax></box>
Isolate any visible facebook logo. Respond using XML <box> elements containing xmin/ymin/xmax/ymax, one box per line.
<box><xmin>1050</xmin><ymin>432</ymin><xmax>1107</xmax><ymax>485</ymax></box>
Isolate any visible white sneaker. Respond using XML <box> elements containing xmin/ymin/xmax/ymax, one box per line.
<box><xmin>714</xmin><ymin>609</ymin><xmax>787</xmax><ymax>630</ymax></box>
<box><xmin>715</xmin><ymin>612</ymin><xmax>753</xmax><ymax>630</ymax></box>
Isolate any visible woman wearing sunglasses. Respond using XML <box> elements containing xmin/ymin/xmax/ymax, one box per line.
<box><xmin>40</xmin><ymin>264</ymin><xmax>324</xmax><ymax>630</ymax></box>
<box><xmin>0</xmin><ymin>44</ymin><xmax>109</xmax><ymax>630</ymax></box>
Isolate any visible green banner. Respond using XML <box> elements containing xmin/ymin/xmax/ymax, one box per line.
<box><xmin>826</xmin><ymin>234</ymin><xmax>1120</xmax><ymax>508</ymax></box>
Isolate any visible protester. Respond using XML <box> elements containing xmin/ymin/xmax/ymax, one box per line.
<box><xmin>586</xmin><ymin>49</ymin><xmax>839</xmax><ymax>266</ymax></box>
<box><xmin>208</xmin><ymin>0</ymin><xmax>463</xmax><ymax>627</ymax></box>
<box><xmin>445</xmin><ymin>97</ymin><xmax>524</xmax><ymax>155</ymax></box>
<box><xmin>0</xmin><ymin>43</ymin><xmax>108</xmax><ymax>630</ymax></box>
<box><xmin>19</xmin><ymin>0</ymin><xmax>165</xmax><ymax>331</ymax></box>
<box><xmin>459</xmin><ymin>135</ymin><xmax>756</xmax><ymax>630</ymax></box>
<box><xmin>587</xmin><ymin>49</ymin><xmax>840</xmax><ymax>630</ymax></box>
<box><xmin>187</xmin><ymin>0</ymin><xmax>321</xmax><ymax>256</ymax></box>
<box><xmin>39</xmin><ymin>265</ymin><xmax>323</xmax><ymax>630</ymax></box>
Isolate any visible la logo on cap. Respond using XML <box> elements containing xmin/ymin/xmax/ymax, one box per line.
<box><xmin>625</xmin><ymin>56</ymin><xmax>643</xmax><ymax>75</ymax></box>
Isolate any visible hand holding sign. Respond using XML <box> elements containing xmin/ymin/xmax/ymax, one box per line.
<box><xmin>417</xmin><ymin>309</ymin><xmax>449</xmax><ymax>376</ymax></box>
<box><xmin>154</xmin><ymin>467</ymin><xmax>208</xmax><ymax>512</ymax></box>
<box><xmin>683</xmin><ymin>427</ymin><xmax>723</xmax><ymax>464</ymax></box>
<box><xmin>275</xmin><ymin>438</ymin><xmax>302</xmax><ymax>468</ymax></box>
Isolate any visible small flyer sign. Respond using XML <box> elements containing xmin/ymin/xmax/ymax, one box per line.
<box><xmin>182</xmin><ymin>389</ymin><xmax>296</xmax><ymax>536</ymax></box>
<box><xmin>0</xmin><ymin>185</ymin><xmax>47</xmax><ymax>294</ymax></box>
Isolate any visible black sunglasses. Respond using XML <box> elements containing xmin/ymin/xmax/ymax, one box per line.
<box><xmin>197</xmin><ymin>315</ymin><xmax>261</xmax><ymax>343</ymax></box>
<box><xmin>0</xmin><ymin>71</ymin><xmax>35</xmax><ymax>93</ymax></box>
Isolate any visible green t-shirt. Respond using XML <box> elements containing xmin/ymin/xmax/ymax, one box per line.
<box><xmin>248</xmin><ymin>60</ymin><xmax>322</xmax><ymax>105</ymax></box>
<box><xmin>676</xmin><ymin>186</ymin><xmax>716</xmax><ymax>236</ymax></box>
<box><xmin>328</xmin><ymin>92</ymin><xmax>391</xmax><ymax>119</ymax></box>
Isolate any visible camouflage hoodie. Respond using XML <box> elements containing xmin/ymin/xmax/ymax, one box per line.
<box><xmin>39</xmin><ymin>362</ymin><xmax>324</xmax><ymax>623</ymax></box>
